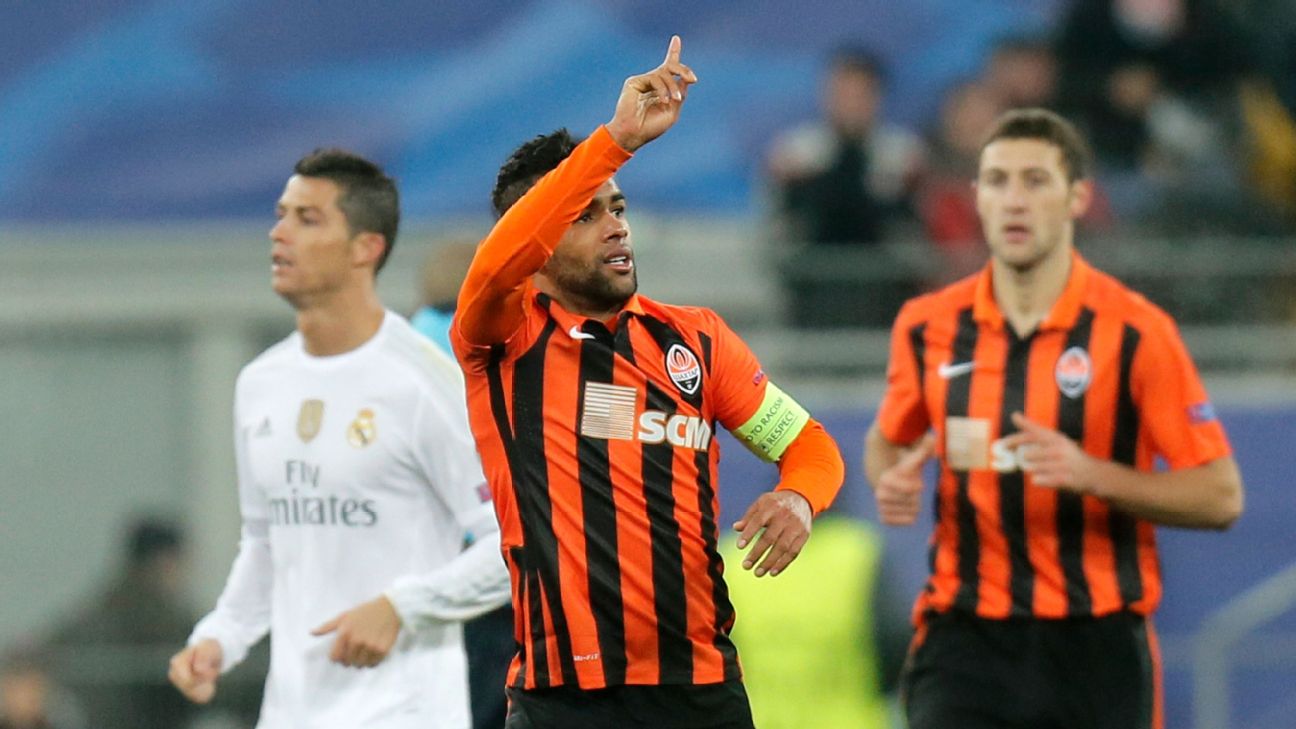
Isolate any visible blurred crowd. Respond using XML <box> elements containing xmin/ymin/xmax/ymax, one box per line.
<box><xmin>766</xmin><ymin>0</ymin><xmax>1296</xmax><ymax>327</ymax></box>
<box><xmin>0</xmin><ymin>518</ymin><xmax>263</xmax><ymax>729</ymax></box>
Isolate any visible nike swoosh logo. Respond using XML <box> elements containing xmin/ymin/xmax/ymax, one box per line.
<box><xmin>568</xmin><ymin>325</ymin><xmax>595</xmax><ymax>340</ymax></box>
<box><xmin>937</xmin><ymin>361</ymin><xmax>976</xmax><ymax>379</ymax></box>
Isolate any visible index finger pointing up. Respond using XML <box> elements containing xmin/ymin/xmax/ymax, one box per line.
<box><xmin>664</xmin><ymin>34</ymin><xmax>681</xmax><ymax>64</ymax></box>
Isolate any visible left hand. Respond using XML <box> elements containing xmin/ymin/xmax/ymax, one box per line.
<box><xmin>311</xmin><ymin>595</ymin><xmax>403</xmax><ymax>668</ymax></box>
<box><xmin>1000</xmin><ymin>412</ymin><xmax>1099</xmax><ymax>494</ymax></box>
<box><xmin>733</xmin><ymin>491</ymin><xmax>813</xmax><ymax>578</ymax></box>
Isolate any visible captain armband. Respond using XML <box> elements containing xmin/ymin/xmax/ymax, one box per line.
<box><xmin>733</xmin><ymin>383</ymin><xmax>811</xmax><ymax>463</ymax></box>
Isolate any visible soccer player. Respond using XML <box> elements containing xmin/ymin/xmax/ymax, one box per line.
<box><xmin>864</xmin><ymin>108</ymin><xmax>1244</xmax><ymax>729</ymax></box>
<box><xmin>451</xmin><ymin>36</ymin><xmax>845</xmax><ymax>729</ymax></box>
<box><xmin>167</xmin><ymin>150</ymin><xmax>510</xmax><ymax>728</ymax></box>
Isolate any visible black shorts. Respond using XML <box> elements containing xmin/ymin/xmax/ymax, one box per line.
<box><xmin>902</xmin><ymin>611</ymin><xmax>1161</xmax><ymax>729</ymax></box>
<box><xmin>504</xmin><ymin>681</ymin><xmax>755</xmax><ymax>729</ymax></box>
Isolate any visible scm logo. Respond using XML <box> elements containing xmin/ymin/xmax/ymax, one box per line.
<box><xmin>637</xmin><ymin>411</ymin><xmax>713</xmax><ymax>450</ymax></box>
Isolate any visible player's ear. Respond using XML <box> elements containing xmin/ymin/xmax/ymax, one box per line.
<box><xmin>352</xmin><ymin>231</ymin><xmax>386</xmax><ymax>269</ymax></box>
<box><xmin>1068</xmin><ymin>178</ymin><xmax>1093</xmax><ymax>220</ymax></box>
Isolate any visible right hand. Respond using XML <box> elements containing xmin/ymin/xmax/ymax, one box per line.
<box><xmin>874</xmin><ymin>433</ymin><xmax>936</xmax><ymax>526</ymax></box>
<box><xmin>168</xmin><ymin>638</ymin><xmax>223</xmax><ymax>704</ymax></box>
<box><xmin>606</xmin><ymin>35</ymin><xmax>697</xmax><ymax>152</ymax></box>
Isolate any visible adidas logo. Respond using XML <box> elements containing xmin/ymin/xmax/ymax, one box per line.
<box><xmin>254</xmin><ymin>418</ymin><xmax>272</xmax><ymax>438</ymax></box>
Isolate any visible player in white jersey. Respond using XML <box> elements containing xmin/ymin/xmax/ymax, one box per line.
<box><xmin>168</xmin><ymin>149</ymin><xmax>510</xmax><ymax>729</ymax></box>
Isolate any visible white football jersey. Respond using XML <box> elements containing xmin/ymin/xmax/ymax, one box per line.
<box><xmin>190</xmin><ymin>311</ymin><xmax>508</xmax><ymax>729</ymax></box>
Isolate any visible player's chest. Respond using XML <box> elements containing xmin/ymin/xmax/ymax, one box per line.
<box><xmin>920</xmin><ymin>325</ymin><xmax>1123</xmax><ymax>409</ymax></box>
<box><xmin>241</xmin><ymin>389</ymin><xmax>415</xmax><ymax>498</ymax></box>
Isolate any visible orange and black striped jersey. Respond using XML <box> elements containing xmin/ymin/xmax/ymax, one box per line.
<box><xmin>877</xmin><ymin>254</ymin><xmax>1230</xmax><ymax>622</ymax></box>
<box><xmin>452</xmin><ymin>126</ymin><xmax>843</xmax><ymax>690</ymax></box>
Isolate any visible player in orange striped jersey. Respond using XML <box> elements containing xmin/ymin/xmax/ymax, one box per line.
<box><xmin>451</xmin><ymin>36</ymin><xmax>845</xmax><ymax>729</ymax></box>
<box><xmin>865</xmin><ymin>108</ymin><xmax>1243</xmax><ymax>729</ymax></box>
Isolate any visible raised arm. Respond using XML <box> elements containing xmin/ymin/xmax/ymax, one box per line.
<box><xmin>454</xmin><ymin>36</ymin><xmax>696</xmax><ymax>346</ymax></box>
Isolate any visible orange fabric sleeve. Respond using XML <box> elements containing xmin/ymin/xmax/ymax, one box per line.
<box><xmin>774</xmin><ymin>418</ymin><xmax>845</xmax><ymax>515</ymax></box>
<box><xmin>1130</xmin><ymin>311</ymin><xmax>1232</xmax><ymax>469</ymax></box>
<box><xmin>454</xmin><ymin>125</ymin><xmax>633</xmax><ymax>346</ymax></box>
<box><xmin>876</xmin><ymin>299</ymin><xmax>931</xmax><ymax>445</ymax></box>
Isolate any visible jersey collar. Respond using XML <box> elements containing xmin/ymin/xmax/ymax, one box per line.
<box><xmin>973</xmin><ymin>251</ymin><xmax>1091</xmax><ymax>333</ymax></box>
<box><xmin>533</xmin><ymin>290</ymin><xmax>646</xmax><ymax>337</ymax></box>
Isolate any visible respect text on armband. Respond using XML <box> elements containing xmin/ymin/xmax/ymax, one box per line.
<box><xmin>735</xmin><ymin>385</ymin><xmax>810</xmax><ymax>461</ymax></box>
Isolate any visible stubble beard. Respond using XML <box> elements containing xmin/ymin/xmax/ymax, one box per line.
<box><xmin>996</xmin><ymin>232</ymin><xmax>1057</xmax><ymax>275</ymax></box>
<box><xmin>555</xmin><ymin>264</ymin><xmax>638</xmax><ymax>313</ymax></box>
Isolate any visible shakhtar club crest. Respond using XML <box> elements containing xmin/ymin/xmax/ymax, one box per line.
<box><xmin>665</xmin><ymin>344</ymin><xmax>701</xmax><ymax>395</ymax></box>
<box><xmin>1055</xmin><ymin>346</ymin><xmax>1093</xmax><ymax>399</ymax></box>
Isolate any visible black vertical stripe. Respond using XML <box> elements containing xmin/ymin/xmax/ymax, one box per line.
<box><xmin>507</xmin><ymin>320</ymin><xmax>580</xmax><ymax>686</ymax></box>
<box><xmin>490</xmin><ymin>348</ymin><xmax>550</xmax><ymax>688</ymax></box>
<box><xmin>639</xmin><ymin>316</ymin><xmax>705</xmax><ymax>409</ymax></box>
<box><xmin>523</xmin><ymin>569</ymin><xmax>546</xmax><ymax>686</ymax></box>
<box><xmin>1110</xmin><ymin>325</ymin><xmax>1144</xmax><ymax>606</ymax></box>
<box><xmin>1057</xmin><ymin>309</ymin><xmax>1095</xmax><ymax>616</ymax></box>
<box><xmin>614</xmin><ymin>312</ymin><xmax>637</xmax><ymax>365</ymax></box>
<box><xmin>695</xmin><ymin>447</ymin><xmax>741</xmax><ymax>680</ymax></box>
<box><xmin>506</xmin><ymin>546</ymin><xmax>531</xmax><ymax>689</ymax></box>
<box><xmin>943</xmin><ymin>308</ymin><xmax>981</xmax><ymax>613</ymax></box>
<box><xmin>576</xmin><ymin>335</ymin><xmax>628</xmax><ymax>685</ymax></box>
<box><xmin>1132</xmin><ymin>616</ymin><xmax>1156</xmax><ymax>729</ymax></box>
<box><xmin>640</xmin><ymin>317</ymin><xmax>736</xmax><ymax>678</ymax></box>
<box><xmin>1000</xmin><ymin>329</ymin><xmax>1034</xmax><ymax>617</ymax></box>
<box><xmin>642</xmin><ymin>381</ymin><xmax>692</xmax><ymax>680</ymax></box>
<box><xmin>907</xmin><ymin>322</ymin><xmax>940</xmax><ymax>580</ymax></box>
<box><xmin>909</xmin><ymin>323</ymin><xmax>928</xmax><ymax>395</ymax></box>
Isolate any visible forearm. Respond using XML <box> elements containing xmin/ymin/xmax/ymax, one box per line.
<box><xmin>385</xmin><ymin>528</ymin><xmax>511</xmax><ymax>630</ymax></box>
<box><xmin>456</xmin><ymin>126</ymin><xmax>632</xmax><ymax>344</ymax></box>
<box><xmin>863</xmin><ymin>421</ymin><xmax>904</xmax><ymax>490</ymax></box>
<box><xmin>189</xmin><ymin>521</ymin><xmax>273</xmax><ymax>672</ymax></box>
<box><xmin>774</xmin><ymin>418</ymin><xmax>844</xmax><ymax>514</ymax></box>
<box><xmin>1086</xmin><ymin>456</ymin><xmax>1243</xmax><ymax>530</ymax></box>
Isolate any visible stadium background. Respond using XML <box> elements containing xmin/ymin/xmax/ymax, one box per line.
<box><xmin>1</xmin><ymin>1</ymin><xmax>1294</xmax><ymax>727</ymax></box>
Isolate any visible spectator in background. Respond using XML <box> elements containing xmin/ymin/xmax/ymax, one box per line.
<box><xmin>46</xmin><ymin>517</ymin><xmax>195</xmax><ymax>729</ymax></box>
<box><xmin>983</xmin><ymin>35</ymin><xmax>1059</xmax><ymax>110</ymax></box>
<box><xmin>722</xmin><ymin>514</ymin><xmax>910</xmax><ymax>729</ymax></box>
<box><xmin>408</xmin><ymin>239</ymin><xmax>514</xmax><ymax>729</ymax></box>
<box><xmin>1053</xmin><ymin>0</ymin><xmax>1274</xmax><ymax>233</ymax></box>
<box><xmin>917</xmin><ymin>80</ymin><xmax>1004</xmax><ymax>281</ymax></box>
<box><xmin>1055</xmin><ymin>0</ymin><xmax>1245</xmax><ymax>172</ymax></box>
<box><xmin>0</xmin><ymin>647</ymin><xmax>75</xmax><ymax>729</ymax></box>
<box><xmin>765</xmin><ymin>46</ymin><xmax>925</xmax><ymax>327</ymax></box>
<box><xmin>411</xmin><ymin>241</ymin><xmax>478</xmax><ymax>356</ymax></box>
<box><xmin>1233</xmin><ymin>0</ymin><xmax>1296</xmax><ymax>227</ymax></box>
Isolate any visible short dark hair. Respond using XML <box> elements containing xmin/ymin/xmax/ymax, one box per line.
<box><xmin>980</xmin><ymin>108</ymin><xmax>1091</xmax><ymax>182</ymax></box>
<box><xmin>491</xmin><ymin>129</ymin><xmax>581</xmax><ymax>218</ymax></box>
<box><xmin>294</xmin><ymin>148</ymin><xmax>401</xmax><ymax>272</ymax></box>
<box><xmin>829</xmin><ymin>45</ymin><xmax>888</xmax><ymax>85</ymax></box>
<box><xmin>126</xmin><ymin>517</ymin><xmax>183</xmax><ymax>566</ymax></box>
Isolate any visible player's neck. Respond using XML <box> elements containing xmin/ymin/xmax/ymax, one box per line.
<box><xmin>534</xmin><ymin>277</ymin><xmax>626</xmax><ymax>323</ymax></box>
<box><xmin>295</xmin><ymin>286</ymin><xmax>386</xmax><ymax>357</ymax></box>
<box><xmin>992</xmin><ymin>243</ymin><xmax>1073</xmax><ymax>338</ymax></box>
